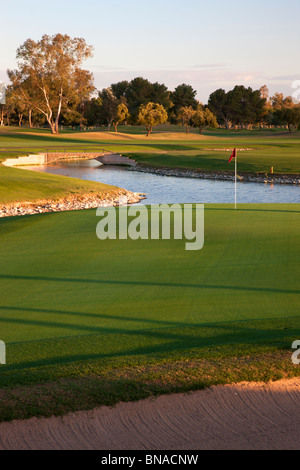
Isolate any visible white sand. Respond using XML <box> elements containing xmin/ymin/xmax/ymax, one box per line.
<box><xmin>0</xmin><ymin>378</ymin><xmax>299</xmax><ymax>450</ymax></box>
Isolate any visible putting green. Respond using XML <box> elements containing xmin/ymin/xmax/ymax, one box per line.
<box><xmin>0</xmin><ymin>204</ymin><xmax>298</xmax><ymax>347</ymax></box>
<box><xmin>0</xmin><ymin>204</ymin><xmax>299</xmax><ymax>419</ymax></box>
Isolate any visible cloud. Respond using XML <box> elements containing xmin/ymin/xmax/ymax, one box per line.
<box><xmin>87</xmin><ymin>63</ymin><xmax>228</xmax><ymax>73</ymax></box>
<box><xmin>271</xmin><ymin>74</ymin><xmax>300</xmax><ymax>81</ymax></box>
<box><xmin>191</xmin><ymin>64</ymin><xmax>226</xmax><ymax>68</ymax></box>
<box><xmin>236</xmin><ymin>75</ymin><xmax>255</xmax><ymax>82</ymax></box>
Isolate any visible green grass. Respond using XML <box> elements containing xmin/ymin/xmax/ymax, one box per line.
<box><xmin>129</xmin><ymin>146</ymin><xmax>300</xmax><ymax>173</ymax></box>
<box><xmin>1</xmin><ymin>126</ymin><xmax>300</xmax><ymax>174</ymax></box>
<box><xmin>0</xmin><ymin>166</ymin><xmax>121</xmax><ymax>204</ymax></box>
<box><xmin>0</xmin><ymin>204</ymin><xmax>299</xmax><ymax>420</ymax></box>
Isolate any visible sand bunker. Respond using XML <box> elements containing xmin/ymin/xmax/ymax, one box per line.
<box><xmin>0</xmin><ymin>378</ymin><xmax>299</xmax><ymax>450</ymax></box>
<box><xmin>66</xmin><ymin>131</ymin><xmax>216</xmax><ymax>141</ymax></box>
<box><xmin>4</xmin><ymin>130</ymin><xmax>215</xmax><ymax>141</ymax></box>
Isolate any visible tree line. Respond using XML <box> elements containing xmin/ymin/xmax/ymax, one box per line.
<box><xmin>1</xmin><ymin>34</ymin><xmax>300</xmax><ymax>134</ymax></box>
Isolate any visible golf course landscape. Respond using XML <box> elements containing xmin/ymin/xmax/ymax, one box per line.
<box><xmin>1</xmin><ymin>125</ymin><xmax>300</xmax><ymax>174</ymax></box>
<box><xmin>0</xmin><ymin>126</ymin><xmax>299</xmax><ymax>422</ymax></box>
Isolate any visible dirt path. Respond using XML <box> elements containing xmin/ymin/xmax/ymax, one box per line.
<box><xmin>0</xmin><ymin>378</ymin><xmax>299</xmax><ymax>450</ymax></box>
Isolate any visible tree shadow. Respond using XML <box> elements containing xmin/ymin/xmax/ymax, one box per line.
<box><xmin>0</xmin><ymin>274</ymin><xmax>298</xmax><ymax>295</ymax></box>
<box><xmin>0</xmin><ymin>302</ymin><xmax>299</xmax><ymax>373</ymax></box>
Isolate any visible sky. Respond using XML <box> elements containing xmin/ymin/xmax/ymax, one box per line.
<box><xmin>0</xmin><ymin>0</ymin><xmax>299</xmax><ymax>102</ymax></box>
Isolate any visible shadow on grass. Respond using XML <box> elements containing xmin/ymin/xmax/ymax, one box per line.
<box><xmin>0</xmin><ymin>304</ymin><xmax>299</xmax><ymax>373</ymax></box>
<box><xmin>0</xmin><ymin>274</ymin><xmax>299</xmax><ymax>295</ymax></box>
<box><xmin>2</xmin><ymin>305</ymin><xmax>299</xmax><ymax>335</ymax></box>
<box><xmin>0</xmin><ymin>132</ymin><xmax>106</xmax><ymax>146</ymax></box>
<box><xmin>0</xmin><ymin>132</ymin><xmax>200</xmax><ymax>152</ymax></box>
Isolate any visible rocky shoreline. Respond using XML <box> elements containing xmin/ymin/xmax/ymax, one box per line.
<box><xmin>0</xmin><ymin>189</ymin><xmax>145</xmax><ymax>218</ymax></box>
<box><xmin>131</xmin><ymin>164</ymin><xmax>300</xmax><ymax>185</ymax></box>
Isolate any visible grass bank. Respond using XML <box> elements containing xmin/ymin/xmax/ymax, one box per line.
<box><xmin>0</xmin><ymin>166</ymin><xmax>121</xmax><ymax>205</ymax></box>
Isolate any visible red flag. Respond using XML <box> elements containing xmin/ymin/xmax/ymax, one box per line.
<box><xmin>228</xmin><ymin>148</ymin><xmax>236</xmax><ymax>163</ymax></box>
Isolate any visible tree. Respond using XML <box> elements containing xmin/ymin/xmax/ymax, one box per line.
<box><xmin>258</xmin><ymin>86</ymin><xmax>272</xmax><ymax>128</ymax></box>
<box><xmin>111</xmin><ymin>81</ymin><xmax>129</xmax><ymax>100</ymax></box>
<box><xmin>84</xmin><ymin>97</ymin><xmax>103</xmax><ymax>127</ymax></box>
<box><xmin>0</xmin><ymin>104</ymin><xmax>5</xmax><ymax>126</ymax></box>
<box><xmin>113</xmin><ymin>103</ymin><xmax>129</xmax><ymax>132</ymax></box>
<box><xmin>3</xmin><ymin>89</ymin><xmax>15</xmax><ymax>127</ymax></box>
<box><xmin>270</xmin><ymin>93</ymin><xmax>297</xmax><ymax>130</ymax></box>
<box><xmin>6</xmin><ymin>72</ymin><xmax>36</xmax><ymax>127</ymax></box>
<box><xmin>271</xmin><ymin>93</ymin><xmax>294</xmax><ymax>111</ymax></box>
<box><xmin>126</xmin><ymin>77</ymin><xmax>154</xmax><ymax>122</ymax></box>
<box><xmin>138</xmin><ymin>102</ymin><xmax>168</xmax><ymax>136</ymax></box>
<box><xmin>208</xmin><ymin>89</ymin><xmax>233</xmax><ymax>129</ymax></box>
<box><xmin>7</xmin><ymin>34</ymin><xmax>94</xmax><ymax>134</ymax></box>
<box><xmin>275</xmin><ymin>106</ymin><xmax>300</xmax><ymax>133</ymax></box>
<box><xmin>177</xmin><ymin>106</ymin><xmax>195</xmax><ymax>133</ymax></box>
<box><xmin>208</xmin><ymin>86</ymin><xmax>266</xmax><ymax>129</ymax></box>
<box><xmin>98</xmin><ymin>87</ymin><xmax>118</xmax><ymax>131</ymax></box>
<box><xmin>110</xmin><ymin>78</ymin><xmax>172</xmax><ymax>124</ymax></box>
<box><xmin>150</xmin><ymin>82</ymin><xmax>172</xmax><ymax>111</ymax></box>
<box><xmin>171</xmin><ymin>84</ymin><xmax>197</xmax><ymax>116</ymax></box>
<box><xmin>73</xmin><ymin>69</ymin><xmax>95</xmax><ymax>130</ymax></box>
<box><xmin>6</xmin><ymin>85</ymin><xmax>26</xmax><ymax>126</ymax></box>
<box><xmin>271</xmin><ymin>93</ymin><xmax>285</xmax><ymax>110</ymax></box>
<box><xmin>192</xmin><ymin>104</ymin><xmax>218</xmax><ymax>134</ymax></box>
<box><xmin>226</xmin><ymin>86</ymin><xmax>266</xmax><ymax>128</ymax></box>
<box><xmin>260</xmin><ymin>85</ymin><xmax>269</xmax><ymax>101</ymax></box>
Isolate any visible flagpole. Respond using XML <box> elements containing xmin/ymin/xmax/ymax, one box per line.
<box><xmin>235</xmin><ymin>148</ymin><xmax>237</xmax><ymax>210</ymax></box>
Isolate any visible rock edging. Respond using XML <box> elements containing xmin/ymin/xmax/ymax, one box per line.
<box><xmin>131</xmin><ymin>165</ymin><xmax>300</xmax><ymax>185</ymax></box>
<box><xmin>0</xmin><ymin>190</ymin><xmax>145</xmax><ymax>218</ymax></box>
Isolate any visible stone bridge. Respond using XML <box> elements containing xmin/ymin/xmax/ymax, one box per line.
<box><xmin>2</xmin><ymin>151</ymin><xmax>136</xmax><ymax>167</ymax></box>
<box><xmin>45</xmin><ymin>151</ymin><xmax>136</xmax><ymax>166</ymax></box>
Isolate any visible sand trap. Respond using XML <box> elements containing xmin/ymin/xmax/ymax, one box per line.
<box><xmin>66</xmin><ymin>131</ymin><xmax>217</xmax><ymax>141</ymax></box>
<box><xmin>0</xmin><ymin>378</ymin><xmax>299</xmax><ymax>450</ymax></box>
<box><xmin>4</xmin><ymin>130</ymin><xmax>215</xmax><ymax>141</ymax></box>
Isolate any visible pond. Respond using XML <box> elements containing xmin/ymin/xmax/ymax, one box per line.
<box><xmin>26</xmin><ymin>159</ymin><xmax>300</xmax><ymax>204</ymax></box>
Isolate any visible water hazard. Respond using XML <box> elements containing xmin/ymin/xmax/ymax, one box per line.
<box><xmin>27</xmin><ymin>159</ymin><xmax>300</xmax><ymax>204</ymax></box>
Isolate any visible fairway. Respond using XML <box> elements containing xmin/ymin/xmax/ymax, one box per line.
<box><xmin>1</xmin><ymin>126</ymin><xmax>300</xmax><ymax>174</ymax></box>
<box><xmin>0</xmin><ymin>204</ymin><xmax>299</xmax><ymax>420</ymax></box>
